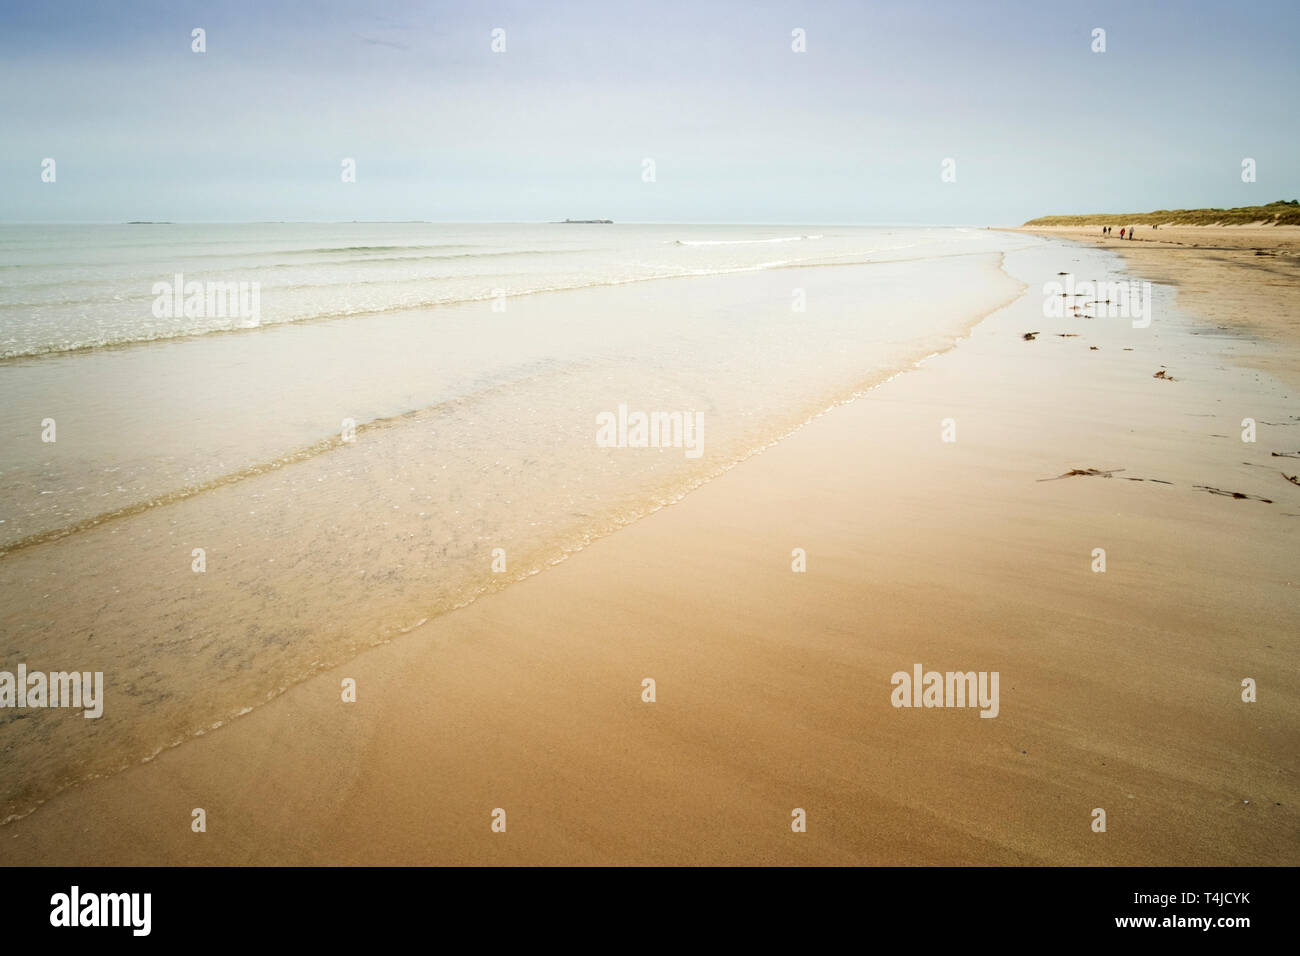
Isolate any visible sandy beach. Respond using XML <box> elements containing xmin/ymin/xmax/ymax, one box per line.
<box><xmin>4</xmin><ymin>233</ymin><xmax>1296</xmax><ymax>866</ymax></box>
<box><xmin>1010</xmin><ymin>225</ymin><xmax>1300</xmax><ymax>388</ymax></box>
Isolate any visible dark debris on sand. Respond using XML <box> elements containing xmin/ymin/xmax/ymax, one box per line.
<box><xmin>1038</xmin><ymin>469</ymin><xmax>1254</xmax><ymax>494</ymax></box>
<box><xmin>1038</xmin><ymin>468</ymin><xmax>1126</xmax><ymax>481</ymax></box>
<box><xmin>1195</xmin><ymin>485</ymin><xmax>1273</xmax><ymax>503</ymax></box>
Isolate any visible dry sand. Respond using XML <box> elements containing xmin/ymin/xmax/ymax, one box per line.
<box><xmin>3</xmin><ymin>237</ymin><xmax>1297</xmax><ymax>866</ymax></box>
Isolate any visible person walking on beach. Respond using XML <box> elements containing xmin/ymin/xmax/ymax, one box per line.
<box><xmin>1119</xmin><ymin>227</ymin><xmax>1125</xmax><ymax>239</ymax></box>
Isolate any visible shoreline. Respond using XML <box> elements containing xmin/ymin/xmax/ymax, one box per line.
<box><xmin>1005</xmin><ymin>225</ymin><xmax>1300</xmax><ymax>388</ymax></box>
<box><xmin>4</xmin><ymin>234</ymin><xmax>1297</xmax><ymax>865</ymax></box>
<box><xmin>0</xmin><ymin>246</ymin><xmax>1027</xmax><ymax>825</ymax></box>
<box><xmin>0</xmin><ymin>276</ymin><xmax>1025</xmax><ymax>832</ymax></box>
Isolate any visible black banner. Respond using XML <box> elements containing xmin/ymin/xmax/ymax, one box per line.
<box><xmin>0</xmin><ymin>866</ymin><xmax>1280</xmax><ymax>942</ymax></box>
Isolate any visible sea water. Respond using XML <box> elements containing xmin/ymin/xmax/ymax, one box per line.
<box><xmin>0</xmin><ymin>222</ymin><xmax>1025</xmax><ymax>821</ymax></box>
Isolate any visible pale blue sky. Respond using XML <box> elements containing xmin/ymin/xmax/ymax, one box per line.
<box><xmin>1</xmin><ymin>0</ymin><xmax>1295</xmax><ymax>224</ymax></box>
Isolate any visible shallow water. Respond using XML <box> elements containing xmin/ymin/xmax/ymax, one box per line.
<box><xmin>0</xmin><ymin>223</ymin><xmax>1026</xmax><ymax>822</ymax></box>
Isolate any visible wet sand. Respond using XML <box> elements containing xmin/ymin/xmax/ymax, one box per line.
<box><xmin>1010</xmin><ymin>225</ymin><xmax>1300</xmax><ymax>388</ymax></box>
<box><xmin>3</xmin><ymin>237</ymin><xmax>1297</xmax><ymax>865</ymax></box>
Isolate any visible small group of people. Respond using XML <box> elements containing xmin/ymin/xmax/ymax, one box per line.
<box><xmin>1102</xmin><ymin>225</ymin><xmax>1138</xmax><ymax>240</ymax></box>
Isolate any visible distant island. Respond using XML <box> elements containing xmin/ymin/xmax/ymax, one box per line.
<box><xmin>1024</xmin><ymin>200</ymin><xmax>1299</xmax><ymax>227</ymax></box>
<box><xmin>560</xmin><ymin>218</ymin><xmax>613</xmax><ymax>224</ymax></box>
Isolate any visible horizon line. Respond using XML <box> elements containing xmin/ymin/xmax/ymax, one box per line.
<box><xmin>0</xmin><ymin>219</ymin><xmax>1018</xmax><ymax>228</ymax></box>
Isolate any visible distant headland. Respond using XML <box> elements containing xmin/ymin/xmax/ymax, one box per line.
<box><xmin>559</xmin><ymin>218</ymin><xmax>613</xmax><ymax>224</ymax></box>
